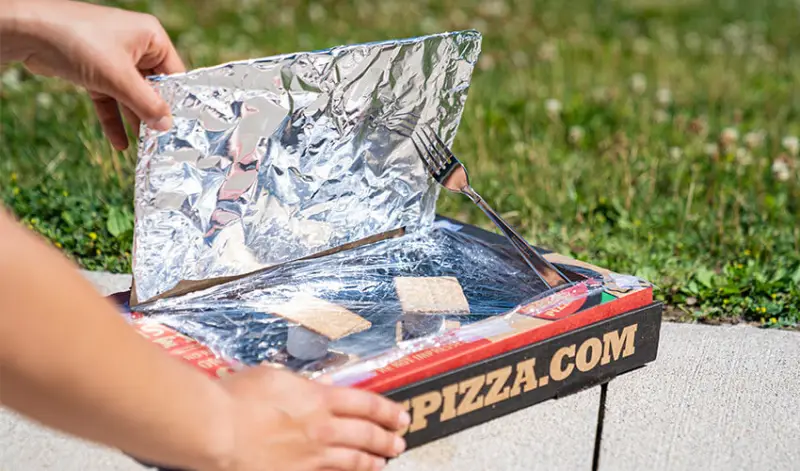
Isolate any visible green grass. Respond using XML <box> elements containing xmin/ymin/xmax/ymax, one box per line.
<box><xmin>2</xmin><ymin>0</ymin><xmax>799</xmax><ymax>327</ymax></box>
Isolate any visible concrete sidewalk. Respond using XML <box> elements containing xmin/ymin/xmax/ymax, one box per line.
<box><xmin>1</xmin><ymin>272</ymin><xmax>798</xmax><ymax>470</ymax></box>
<box><xmin>599</xmin><ymin>322</ymin><xmax>800</xmax><ymax>471</ymax></box>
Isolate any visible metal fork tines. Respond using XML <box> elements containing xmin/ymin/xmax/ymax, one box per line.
<box><xmin>411</xmin><ymin>124</ymin><xmax>572</xmax><ymax>289</ymax></box>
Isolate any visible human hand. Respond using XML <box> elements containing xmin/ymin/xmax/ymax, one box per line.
<box><xmin>204</xmin><ymin>365</ymin><xmax>409</xmax><ymax>471</ymax></box>
<box><xmin>1</xmin><ymin>0</ymin><xmax>184</xmax><ymax>150</ymax></box>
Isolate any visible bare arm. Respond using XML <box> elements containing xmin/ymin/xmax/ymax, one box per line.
<box><xmin>0</xmin><ymin>210</ymin><xmax>408</xmax><ymax>471</ymax></box>
<box><xmin>0</xmin><ymin>209</ymin><xmax>233</xmax><ymax>470</ymax></box>
<box><xmin>0</xmin><ymin>2</ymin><xmax>409</xmax><ymax>470</ymax></box>
<box><xmin>0</xmin><ymin>0</ymin><xmax>180</xmax><ymax>148</ymax></box>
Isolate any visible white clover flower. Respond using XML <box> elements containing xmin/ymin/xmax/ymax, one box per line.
<box><xmin>1</xmin><ymin>67</ymin><xmax>21</xmax><ymax>91</ymax></box>
<box><xmin>684</xmin><ymin>32</ymin><xmax>702</xmax><ymax>52</ymax></box>
<box><xmin>479</xmin><ymin>54</ymin><xmax>496</xmax><ymax>71</ymax></box>
<box><xmin>277</xmin><ymin>10</ymin><xmax>294</xmax><ymax>26</ymax></box>
<box><xmin>704</xmin><ymin>143</ymin><xmax>719</xmax><ymax>157</ymax></box>
<box><xmin>36</xmin><ymin>93</ymin><xmax>53</xmax><ymax>109</ymax></box>
<box><xmin>478</xmin><ymin>0</ymin><xmax>509</xmax><ymax>18</ymax></box>
<box><xmin>781</xmin><ymin>136</ymin><xmax>799</xmax><ymax>156</ymax></box>
<box><xmin>771</xmin><ymin>157</ymin><xmax>791</xmax><ymax>182</ymax></box>
<box><xmin>545</xmin><ymin>98</ymin><xmax>562</xmax><ymax>117</ymax></box>
<box><xmin>538</xmin><ymin>41</ymin><xmax>558</xmax><ymax>62</ymax></box>
<box><xmin>569</xmin><ymin>126</ymin><xmax>585</xmax><ymax>144</ymax></box>
<box><xmin>744</xmin><ymin>131</ymin><xmax>765</xmax><ymax>150</ymax></box>
<box><xmin>723</xmin><ymin>23</ymin><xmax>746</xmax><ymax>43</ymax></box>
<box><xmin>669</xmin><ymin>147</ymin><xmax>683</xmax><ymax>161</ymax></box>
<box><xmin>736</xmin><ymin>148</ymin><xmax>753</xmax><ymax>166</ymax></box>
<box><xmin>511</xmin><ymin>51</ymin><xmax>529</xmax><ymax>67</ymax></box>
<box><xmin>754</xmin><ymin>44</ymin><xmax>776</xmax><ymax>62</ymax></box>
<box><xmin>630</xmin><ymin>73</ymin><xmax>647</xmax><ymax>94</ymax></box>
<box><xmin>421</xmin><ymin>16</ymin><xmax>439</xmax><ymax>32</ymax></box>
<box><xmin>308</xmin><ymin>3</ymin><xmax>326</xmax><ymax>21</ymax></box>
<box><xmin>656</xmin><ymin>88</ymin><xmax>672</xmax><ymax>106</ymax></box>
<box><xmin>653</xmin><ymin>109</ymin><xmax>670</xmax><ymax>124</ymax></box>
<box><xmin>720</xmin><ymin>127</ymin><xmax>739</xmax><ymax>146</ymax></box>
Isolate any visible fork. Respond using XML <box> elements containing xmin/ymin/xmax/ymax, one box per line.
<box><xmin>411</xmin><ymin>124</ymin><xmax>573</xmax><ymax>289</ymax></box>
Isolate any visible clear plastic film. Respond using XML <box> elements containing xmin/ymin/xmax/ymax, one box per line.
<box><xmin>131</xmin><ymin>220</ymin><xmax>646</xmax><ymax>382</ymax></box>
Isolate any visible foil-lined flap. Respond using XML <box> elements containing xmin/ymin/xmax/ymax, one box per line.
<box><xmin>133</xmin><ymin>31</ymin><xmax>482</xmax><ymax>303</ymax></box>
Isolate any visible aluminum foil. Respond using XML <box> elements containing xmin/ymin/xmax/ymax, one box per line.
<box><xmin>133</xmin><ymin>31</ymin><xmax>482</xmax><ymax>303</ymax></box>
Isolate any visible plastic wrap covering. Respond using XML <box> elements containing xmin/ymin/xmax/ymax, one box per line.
<box><xmin>132</xmin><ymin>221</ymin><xmax>627</xmax><ymax>382</ymax></box>
<box><xmin>133</xmin><ymin>31</ymin><xmax>482</xmax><ymax>304</ymax></box>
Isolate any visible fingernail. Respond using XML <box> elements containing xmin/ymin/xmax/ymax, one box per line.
<box><xmin>148</xmin><ymin>115</ymin><xmax>172</xmax><ymax>131</ymax></box>
<box><xmin>398</xmin><ymin>411</ymin><xmax>411</xmax><ymax>428</ymax></box>
<box><xmin>393</xmin><ymin>436</ymin><xmax>406</xmax><ymax>455</ymax></box>
<box><xmin>373</xmin><ymin>457</ymin><xmax>387</xmax><ymax>471</ymax></box>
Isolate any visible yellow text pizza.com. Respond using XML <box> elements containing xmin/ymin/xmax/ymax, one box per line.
<box><xmin>399</xmin><ymin>323</ymin><xmax>638</xmax><ymax>435</ymax></box>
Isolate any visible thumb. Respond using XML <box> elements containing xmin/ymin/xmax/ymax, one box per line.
<box><xmin>104</xmin><ymin>66</ymin><xmax>173</xmax><ymax>132</ymax></box>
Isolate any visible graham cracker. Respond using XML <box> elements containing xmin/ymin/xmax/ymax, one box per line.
<box><xmin>394</xmin><ymin>276</ymin><xmax>470</xmax><ymax>315</ymax></box>
<box><xmin>270</xmin><ymin>295</ymin><xmax>371</xmax><ymax>340</ymax></box>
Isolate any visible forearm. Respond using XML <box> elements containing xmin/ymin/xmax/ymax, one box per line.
<box><xmin>0</xmin><ymin>210</ymin><xmax>232</xmax><ymax>471</ymax></box>
<box><xmin>0</xmin><ymin>0</ymin><xmax>46</xmax><ymax>64</ymax></box>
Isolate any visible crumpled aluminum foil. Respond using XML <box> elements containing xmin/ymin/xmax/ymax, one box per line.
<box><xmin>133</xmin><ymin>31</ymin><xmax>482</xmax><ymax>304</ymax></box>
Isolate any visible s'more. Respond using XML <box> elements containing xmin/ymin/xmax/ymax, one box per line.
<box><xmin>270</xmin><ymin>294</ymin><xmax>371</xmax><ymax>360</ymax></box>
<box><xmin>394</xmin><ymin>276</ymin><xmax>470</xmax><ymax>339</ymax></box>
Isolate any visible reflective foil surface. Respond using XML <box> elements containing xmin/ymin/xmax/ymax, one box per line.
<box><xmin>133</xmin><ymin>31</ymin><xmax>482</xmax><ymax>303</ymax></box>
<box><xmin>134</xmin><ymin>222</ymin><xmax>559</xmax><ymax>375</ymax></box>
<box><xmin>127</xmin><ymin>218</ymin><xmax>649</xmax><ymax>383</ymax></box>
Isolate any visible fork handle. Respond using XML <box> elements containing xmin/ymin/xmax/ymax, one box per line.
<box><xmin>461</xmin><ymin>186</ymin><xmax>570</xmax><ymax>289</ymax></box>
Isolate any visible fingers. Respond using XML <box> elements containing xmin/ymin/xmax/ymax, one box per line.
<box><xmin>120</xmin><ymin>104</ymin><xmax>141</xmax><ymax>138</ymax></box>
<box><xmin>91</xmin><ymin>96</ymin><xmax>129</xmax><ymax>151</ymax></box>
<box><xmin>106</xmin><ymin>17</ymin><xmax>182</xmax><ymax>137</ymax></box>
<box><xmin>322</xmin><ymin>447</ymin><xmax>386</xmax><ymax>471</ymax></box>
<box><xmin>138</xmin><ymin>16</ymin><xmax>186</xmax><ymax>75</ymax></box>
<box><xmin>150</xmin><ymin>36</ymin><xmax>185</xmax><ymax>76</ymax></box>
<box><xmin>103</xmin><ymin>65</ymin><xmax>173</xmax><ymax>132</ymax></box>
<box><xmin>325</xmin><ymin>387</ymin><xmax>410</xmax><ymax>432</ymax></box>
<box><xmin>322</xmin><ymin>418</ymin><xmax>405</xmax><ymax>458</ymax></box>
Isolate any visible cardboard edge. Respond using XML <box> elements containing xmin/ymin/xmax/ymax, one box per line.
<box><xmin>129</xmin><ymin>302</ymin><xmax>662</xmax><ymax>470</ymax></box>
<box><xmin>131</xmin><ymin>227</ymin><xmax>406</xmax><ymax>307</ymax></box>
<box><xmin>355</xmin><ymin>286</ymin><xmax>653</xmax><ymax>393</ymax></box>
<box><xmin>386</xmin><ymin>302</ymin><xmax>663</xmax><ymax>449</ymax></box>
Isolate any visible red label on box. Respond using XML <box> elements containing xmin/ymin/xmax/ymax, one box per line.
<box><xmin>128</xmin><ymin>285</ymin><xmax>653</xmax><ymax>393</ymax></box>
<box><xmin>132</xmin><ymin>320</ymin><xmax>236</xmax><ymax>379</ymax></box>
<box><xmin>518</xmin><ymin>282</ymin><xmax>590</xmax><ymax>320</ymax></box>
